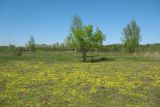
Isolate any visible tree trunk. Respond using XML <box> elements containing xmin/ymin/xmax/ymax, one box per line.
<box><xmin>82</xmin><ymin>55</ymin><xmax>86</xmax><ymax>62</ymax></box>
<box><xmin>75</xmin><ymin>48</ymin><xmax>77</xmax><ymax>56</ymax></box>
<box><xmin>82</xmin><ymin>52</ymin><xmax>87</xmax><ymax>62</ymax></box>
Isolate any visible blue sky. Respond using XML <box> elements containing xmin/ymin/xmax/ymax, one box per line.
<box><xmin>0</xmin><ymin>0</ymin><xmax>160</xmax><ymax>46</ymax></box>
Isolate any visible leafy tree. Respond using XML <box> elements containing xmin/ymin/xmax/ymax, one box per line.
<box><xmin>66</xmin><ymin>16</ymin><xmax>105</xmax><ymax>62</ymax></box>
<box><xmin>9</xmin><ymin>44</ymin><xmax>16</xmax><ymax>52</ymax></box>
<box><xmin>66</xmin><ymin>15</ymin><xmax>83</xmax><ymax>49</ymax></box>
<box><xmin>122</xmin><ymin>20</ymin><xmax>141</xmax><ymax>53</ymax></box>
<box><xmin>8</xmin><ymin>45</ymin><xmax>24</xmax><ymax>56</ymax></box>
<box><xmin>26</xmin><ymin>36</ymin><xmax>36</xmax><ymax>51</ymax></box>
<box><xmin>14</xmin><ymin>47</ymin><xmax>23</xmax><ymax>56</ymax></box>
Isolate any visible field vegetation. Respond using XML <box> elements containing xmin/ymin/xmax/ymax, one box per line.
<box><xmin>0</xmin><ymin>51</ymin><xmax>160</xmax><ymax>107</ymax></box>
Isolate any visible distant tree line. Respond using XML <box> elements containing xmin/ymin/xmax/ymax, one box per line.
<box><xmin>0</xmin><ymin>43</ymin><xmax>159</xmax><ymax>53</ymax></box>
<box><xmin>102</xmin><ymin>43</ymin><xmax>160</xmax><ymax>53</ymax></box>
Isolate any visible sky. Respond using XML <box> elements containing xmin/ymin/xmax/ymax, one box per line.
<box><xmin>0</xmin><ymin>0</ymin><xmax>160</xmax><ymax>46</ymax></box>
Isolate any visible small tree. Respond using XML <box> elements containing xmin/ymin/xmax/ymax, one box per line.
<box><xmin>26</xmin><ymin>36</ymin><xmax>36</xmax><ymax>51</ymax></box>
<box><xmin>66</xmin><ymin>16</ymin><xmax>105</xmax><ymax>62</ymax></box>
<box><xmin>14</xmin><ymin>47</ymin><xmax>24</xmax><ymax>56</ymax></box>
<box><xmin>122</xmin><ymin>20</ymin><xmax>141</xmax><ymax>53</ymax></box>
<box><xmin>9</xmin><ymin>44</ymin><xmax>16</xmax><ymax>52</ymax></box>
<box><xmin>8</xmin><ymin>45</ymin><xmax>24</xmax><ymax>56</ymax></box>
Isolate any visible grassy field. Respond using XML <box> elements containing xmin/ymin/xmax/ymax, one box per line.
<box><xmin>0</xmin><ymin>51</ymin><xmax>160</xmax><ymax>107</ymax></box>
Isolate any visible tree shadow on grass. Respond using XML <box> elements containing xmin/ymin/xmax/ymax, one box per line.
<box><xmin>86</xmin><ymin>57</ymin><xmax>116</xmax><ymax>63</ymax></box>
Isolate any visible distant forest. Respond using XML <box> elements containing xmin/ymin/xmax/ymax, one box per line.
<box><xmin>0</xmin><ymin>43</ymin><xmax>159</xmax><ymax>53</ymax></box>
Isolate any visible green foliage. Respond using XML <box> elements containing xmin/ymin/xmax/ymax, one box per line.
<box><xmin>103</xmin><ymin>44</ymin><xmax>123</xmax><ymax>52</ymax></box>
<box><xmin>0</xmin><ymin>46</ymin><xmax>8</xmax><ymax>52</ymax></box>
<box><xmin>13</xmin><ymin>47</ymin><xmax>24</xmax><ymax>56</ymax></box>
<box><xmin>9</xmin><ymin>44</ymin><xmax>16</xmax><ymax>52</ymax></box>
<box><xmin>122</xmin><ymin>20</ymin><xmax>141</xmax><ymax>53</ymax></box>
<box><xmin>66</xmin><ymin>16</ymin><xmax>105</xmax><ymax>62</ymax></box>
<box><xmin>26</xmin><ymin>36</ymin><xmax>36</xmax><ymax>51</ymax></box>
<box><xmin>66</xmin><ymin>15</ymin><xmax>83</xmax><ymax>48</ymax></box>
<box><xmin>35</xmin><ymin>43</ymin><xmax>70</xmax><ymax>51</ymax></box>
<box><xmin>0</xmin><ymin>43</ymin><xmax>159</xmax><ymax>55</ymax></box>
<box><xmin>7</xmin><ymin>45</ymin><xmax>23</xmax><ymax>56</ymax></box>
<box><xmin>137</xmin><ymin>43</ymin><xmax>160</xmax><ymax>53</ymax></box>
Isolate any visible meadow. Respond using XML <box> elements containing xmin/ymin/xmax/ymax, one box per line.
<box><xmin>0</xmin><ymin>51</ymin><xmax>160</xmax><ymax>107</ymax></box>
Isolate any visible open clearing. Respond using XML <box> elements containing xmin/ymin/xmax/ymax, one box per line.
<box><xmin>0</xmin><ymin>52</ymin><xmax>160</xmax><ymax>107</ymax></box>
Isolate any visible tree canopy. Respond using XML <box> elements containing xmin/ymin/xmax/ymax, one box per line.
<box><xmin>66</xmin><ymin>15</ymin><xmax>105</xmax><ymax>62</ymax></box>
<box><xmin>26</xmin><ymin>36</ymin><xmax>36</xmax><ymax>51</ymax></box>
<box><xmin>122</xmin><ymin>20</ymin><xmax>141</xmax><ymax>53</ymax></box>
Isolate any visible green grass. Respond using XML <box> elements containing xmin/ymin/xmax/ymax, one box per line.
<box><xmin>0</xmin><ymin>51</ymin><xmax>82</xmax><ymax>65</ymax></box>
<box><xmin>0</xmin><ymin>51</ymin><xmax>160</xmax><ymax>107</ymax></box>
